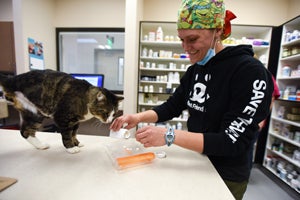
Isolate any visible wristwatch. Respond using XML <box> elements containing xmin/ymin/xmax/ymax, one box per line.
<box><xmin>165</xmin><ymin>127</ymin><xmax>175</xmax><ymax>146</ymax></box>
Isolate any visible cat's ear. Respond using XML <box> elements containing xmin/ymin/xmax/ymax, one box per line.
<box><xmin>97</xmin><ymin>91</ymin><xmax>106</xmax><ymax>101</ymax></box>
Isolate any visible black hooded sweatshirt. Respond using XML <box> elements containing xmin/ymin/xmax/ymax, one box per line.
<box><xmin>153</xmin><ymin>45</ymin><xmax>274</xmax><ymax>182</ymax></box>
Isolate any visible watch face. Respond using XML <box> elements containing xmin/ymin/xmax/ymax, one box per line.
<box><xmin>167</xmin><ymin>134</ymin><xmax>173</xmax><ymax>141</ymax></box>
<box><xmin>165</xmin><ymin>128</ymin><xmax>174</xmax><ymax>146</ymax></box>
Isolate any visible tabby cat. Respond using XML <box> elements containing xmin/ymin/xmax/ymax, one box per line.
<box><xmin>0</xmin><ymin>69</ymin><xmax>123</xmax><ymax>153</ymax></box>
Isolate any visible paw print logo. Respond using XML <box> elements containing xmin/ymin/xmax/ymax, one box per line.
<box><xmin>189</xmin><ymin>73</ymin><xmax>211</xmax><ymax>104</ymax></box>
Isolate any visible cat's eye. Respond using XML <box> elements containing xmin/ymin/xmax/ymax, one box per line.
<box><xmin>99</xmin><ymin>109</ymin><xmax>109</xmax><ymax>116</ymax></box>
<box><xmin>98</xmin><ymin>109</ymin><xmax>105</xmax><ymax>112</ymax></box>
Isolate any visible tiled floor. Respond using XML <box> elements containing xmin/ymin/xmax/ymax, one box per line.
<box><xmin>244</xmin><ymin>165</ymin><xmax>299</xmax><ymax>200</ymax></box>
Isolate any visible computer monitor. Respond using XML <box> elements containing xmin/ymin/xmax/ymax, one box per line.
<box><xmin>71</xmin><ymin>73</ymin><xmax>104</xmax><ymax>88</ymax></box>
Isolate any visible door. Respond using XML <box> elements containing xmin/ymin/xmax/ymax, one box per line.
<box><xmin>0</xmin><ymin>22</ymin><xmax>16</xmax><ymax>74</ymax></box>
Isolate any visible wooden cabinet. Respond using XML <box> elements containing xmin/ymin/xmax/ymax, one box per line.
<box><xmin>263</xmin><ymin>16</ymin><xmax>300</xmax><ymax>194</ymax></box>
<box><xmin>224</xmin><ymin>24</ymin><xmax>273</xmax><ymax>67</ymax></box>
<box><xmin>0</xmin><ymin>22</ymin><xmax>16</xmax><ymax>74</ymax></box>
<box><xmin>138</xmin><ymin>22</ymin><xmax>189</xmax><ymax>130</ymax></box>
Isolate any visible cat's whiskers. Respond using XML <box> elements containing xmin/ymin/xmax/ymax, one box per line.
<box><xmin>92</xmin><ymin>119</ymin><xmax>104</xmax><ymax>128</ymax></box>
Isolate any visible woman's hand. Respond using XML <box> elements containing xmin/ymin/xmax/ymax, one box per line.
<box><xmin>110</xmin><ymin>114</ymin><xmax>140</xmax><ymax>131</ymax></box>
<box><xmin>135</xmin><ymin>126</ymin><xmax>166</xmax><ymax>148</ymax></box>
<box><xmin>110</xmin><ymin>110</ymin><xmax>159</xmax><ymax>132</ymax></box>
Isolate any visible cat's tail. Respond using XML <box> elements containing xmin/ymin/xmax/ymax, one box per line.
<box><xmin>0</xmin><ymin>73</ymin><xmax>10</xmax><ymax>86</ymax></box>
<box><xmin>0</xmin><ymin>74</ymin><xmax>9</xmax><ymax>97</ymax></box>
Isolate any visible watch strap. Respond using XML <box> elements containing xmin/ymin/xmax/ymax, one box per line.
<box><xmin>165</xmin><ymin>127</ymin><xmax>175</xmax><ymax>146</ymax></box>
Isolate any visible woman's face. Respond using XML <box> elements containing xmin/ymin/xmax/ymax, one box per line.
<box><xmin>178</xmin><ymin>29</ymin><xmax>215</xmax><ymax>64</ymax></box>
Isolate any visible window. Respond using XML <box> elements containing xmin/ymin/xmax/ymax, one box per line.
<box><xmin>56</xmin><ymin>28</ymin><xmax>125</xmax><ymax>93</ymax></box>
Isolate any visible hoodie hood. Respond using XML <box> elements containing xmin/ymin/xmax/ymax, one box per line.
<box><xmin>208</xmin><ymin>45</ymin><xmax>254</xmax><ymax>66</ymax></box>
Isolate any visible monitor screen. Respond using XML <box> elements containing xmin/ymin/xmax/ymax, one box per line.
<box><xmin>71</xmin><ymin>73</ymin><xmax>104</xmax><ymax>88</ymax></box>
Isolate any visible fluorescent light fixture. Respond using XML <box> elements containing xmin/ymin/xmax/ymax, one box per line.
<box><xmin>77</xmin><ymin>38</ymin><xmax>98</xmax><ymax>43</ymax></box>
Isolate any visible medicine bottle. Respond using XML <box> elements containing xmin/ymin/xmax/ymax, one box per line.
<box><xmin>283</xmin><ymin>88</ymin><xmax>290</xmax><ymax>100</ymax></box>
<box><xmin>156</xmin><ymin>26</ymin><xmax>164</xmax><ymax>42</ymax></box>
<box><xmin>177</xmin><ymin>122</ymin><xmax>182</xmax><ymax>130</ymax></box>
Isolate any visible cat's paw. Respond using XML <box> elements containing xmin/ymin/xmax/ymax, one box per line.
<box><xmin>27</xmin><ymin>136</ymin><xmax>50</xmax><ymax>150</ymax></box>
<box><xmin>78</xmin><ymin>142</ymin><xmax>84</xmax><ymax>147</ymax></box>
<box><xmin>66</xmin><ymin>146</ymin><xmax>80</xmax><ymax>154</ymax></box>
<box><xmin>36</xmin><ymin>142</ymin><xmax>50</xmax><ymax>150</ymax></box>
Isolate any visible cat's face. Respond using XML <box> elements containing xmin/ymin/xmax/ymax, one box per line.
<box><xmin>89</xmin><ymin>88</ymin><xmax>123</xmax><ymax>123</ymax></box>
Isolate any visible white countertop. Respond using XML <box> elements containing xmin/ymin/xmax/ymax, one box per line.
<box><xmin>0</xmin><ymin>129</ymin><xmax>234</xmax><ymax>200</ymax></box>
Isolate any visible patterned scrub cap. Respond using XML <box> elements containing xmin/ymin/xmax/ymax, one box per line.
<box><xmin>177</xmin><ymin>0</ymin><xmax>236</xmax><ymax>39</ymax></box>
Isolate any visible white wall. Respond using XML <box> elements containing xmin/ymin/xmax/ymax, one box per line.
<box><xmin>288</xmin><ymin>0</ymin><xmax>300</xmax><ymax>22</ymax></box>
<box><xmin>0</xmin><ymin>0</ymin><xmax>13</xmax><ymax>21</ymax></box>
<box><xmin>53</xmin><ymin>0</ymin><xmax>125</xmax><ymax>27</ymax></box>
<box><xmin>24</xmin><ymin>0</ymin><xmax>56</xmax><ymax>72</ymax></box>
<box><xmin>12</xmin><ymin>0</ymin><xmax>56</xmax><ymax>74</ymax></box>
<box><xmin>143</xmin><ymin>0</ymin><xmax>181</xmax><ymax>22</ymax></box>
<box><xmin>11</xmin><ymin>0</ymin><xmax>126</xmax><ymax>74</ymax></box>
<box><xmin>142</xmin><ymin>0</ymin><xmax>299</xmax><ymax>26</ymax></box>
<box><xmin>123</xmin><ymin>0</ymin><xmax>143</xmax><ymax>115</ymax></box>
<box><xmin>225</xmin><ymin>0</ymin><xmax>288</xmax><ymax>26</ymax></box>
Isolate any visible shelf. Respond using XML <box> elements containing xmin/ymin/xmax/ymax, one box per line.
<box><xmin>264</xmin><ymin>15</ymin><xmax>300</xmax><ymax>193</ymax></box>
<box><xmin>139</xmin><ymin>91</ymin><xmax>172</xmax><ymax>95</ymax></box>
<box><xmin>224</xmin><ymin>44</ymin><xmax>270</xmax><ymax>51</ymax></box>
<box><xmin>276</xmin><ymin>98</ymin><xmax>300</xmax><ymax>103</ymax></box>
<box><xmin>138</xmin><ymin>22</ymin><xmax>190</xmax><ymax>130</ymax></box>
<box><xmin>170</xmin><ymin>117</ymin><xmax>187</xmax><ymax>122</ymax></box>
<box><xmin>266</xmin><ymin>147</ymin><xmax>300</xmax><ymax>168</ymax></box>
<box><xmin>140</xmin><ymin>80</ymin><xmax>180</xmax><ymax>85</ymax></box>
<box><xmin>264</xmin><ymin>165</ymin><xmax>300</xmax><ymax>194</ymax></box>
<box><xmin>230</xmin><ymin>24</ymin><xmax>272</xmax><ymax>40</ymax></box>
<box><xmin>252</xmin><ymin>45</ymin><xmax>270</xmax><ymax>51</ymax></box>
<box><xmin>269</xmin><ymin>131</ymin><xmax>300</xmax><ymax>147</ymax></box>
<box><xmin>140</xmin><ymin>56</ymin><xmax>190</xmax><ymax>62</ymax></box>
<box><xmin>140</xmin><ymin>67</ymin><xmax>186</xmax><ymax>72</ymax></box>
<box><xmin>140</xmin><ymin>40</ymin><xmax>181</xmax><ymax>47</ymax></box>
<box><xmin>139</xmin><ymin>102</ymin><xmax>163</xmax><ymax>106</ymax></box>
<box><xmin>271</xmin><ymin>116</ymin><xmax>300</xmax><ymax>127</ymax></box>
<box><xmin>280</xmin><ymin>54</ymin><xmax>300</xmax><ymax>61</ymax></box>
<box><xmin>277</xmin><ymin>76</ymin><xmax>300</xmax><ymax>80</ymax></box>
<box><xmin>282</xmin><ymin>38</ymin><xmax>300</xmax><ymax>47</ymax></box>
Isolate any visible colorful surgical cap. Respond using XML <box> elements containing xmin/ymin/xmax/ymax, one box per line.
<box><xmin>177</xmin><ymin>0</ymin><xmax>236</xmax><ymax>39</ymax></box>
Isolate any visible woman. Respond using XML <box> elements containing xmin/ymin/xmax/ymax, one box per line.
<box><xmin>110</xmin><ymin>0</ymin><xmax>273</xmax><ymax>199</ymax></box>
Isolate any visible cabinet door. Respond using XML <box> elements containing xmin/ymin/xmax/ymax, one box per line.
<box><xmin>0</xmin><ymin>22</ymin><xmax>16</xmax><ymax>74</ymax></box>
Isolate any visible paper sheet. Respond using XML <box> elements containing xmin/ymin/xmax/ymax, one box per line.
<box><xmin>0</xmin><ymin>176</ymin><xmax>17</xmax><ymax>192</ymax></box>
